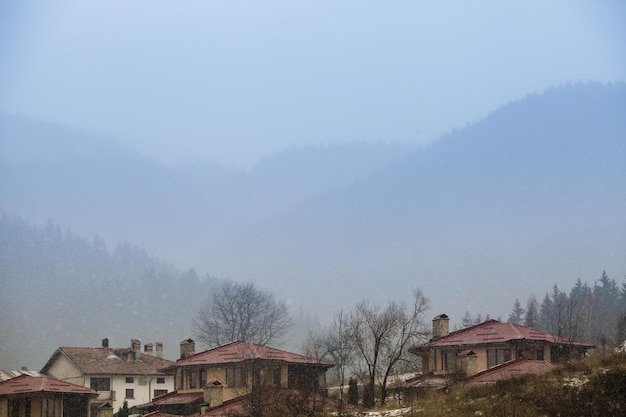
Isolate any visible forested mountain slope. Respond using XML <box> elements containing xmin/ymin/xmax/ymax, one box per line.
<box><xmin>0</xmin><ymin>215</ymin><xmax>216</xmax><ymax>369</ymax></box>
<box><xmin>1</xmin><ymin>83</ymin><xmax>624</xmax><ymax>351</ymax></box>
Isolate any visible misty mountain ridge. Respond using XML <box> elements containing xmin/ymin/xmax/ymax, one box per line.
<box><xmin>1</xmin><ymin>82</ymin><xmax>625</xmax><ymax>369</ymax></box>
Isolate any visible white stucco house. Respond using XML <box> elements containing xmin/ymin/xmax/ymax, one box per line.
<box><xmin>41</xmin><ymin>338</ymin><xmax>174</xmax><ymax>414</ymax></box>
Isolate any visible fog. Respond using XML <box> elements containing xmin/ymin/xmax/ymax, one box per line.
<box><xmin>2</xmin><ymin>1</ymin><xmax>624</xmax><ymax>168</ymax></box>
<box><xmin>1</xmin><ymin>2</ymin><xmax>625</xmax><ymax>370</ymax></box>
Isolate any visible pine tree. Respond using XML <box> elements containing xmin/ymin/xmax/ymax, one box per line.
<box><xmin>507</xmin><ymin>299</ymin><xmax>525</xmax><ymax>324</ymax></box>
<box><xmin>524</xmin><ymin>295</ymin><xmax>539</xmax><ymax>328</ymax></box>
<box><xmin>461</xmin><ymin>311</ymin><xmax>473</xmax><ymax>328</ymax></box>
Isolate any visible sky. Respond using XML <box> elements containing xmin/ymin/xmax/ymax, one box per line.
<box><xmin>1</xmin><ymin>1</ymin><xmax>625</xmax><ymax>169</ymax></box>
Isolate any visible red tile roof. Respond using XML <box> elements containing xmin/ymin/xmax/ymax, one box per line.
<box><xmin>143</xmin><ymin>412</ymin><xmax>185</xmax><ymax>417</ymax></box>
<box><xmin>0</xmin><ymin>375</ymin><xmax>97</xmax><ymax>396</ymax></box>
<box><xmin>41</xmin><ymin>347</ymin><xmax>174</xmax><ymax>376</ymax></box>
<box><xmin>410</xmin><ymin>320</ymin><xmax>594</xmax><ymax>352</ymax></box>
<box><xmin>166</xmin><ymin>341</ymin><xmax>334</xmax><ymax>370</ymax></box>
<box><xmin>466</xmin><ymin>358</ymin><xmax>555</xmax><ymax>384</ymax></box>
<box><xmin>137</xmin><ymin>390</ymin><xmax>204</xmax><ymax>408</ymax></box>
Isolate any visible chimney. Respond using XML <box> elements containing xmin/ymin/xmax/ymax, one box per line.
<box><xmin>457</xmin><ymin>350</ymin><xmax>478</xmax><ymax>377</ymax></box>
<box><xmin>155</xmin><ymin>342</ymin><xmax>164</xmax><ymax>359</ymax></box>
<box><xmin>95</xmin><ymin>402</ymin><xmax>113</xmax><ymax>417</ymax></box>
<box><xmin>180</xmin><ymin>338</ymin><xmax>195</xmax><ymax>359</ymax></box>
<box><xmin>144</xmin><ymin>343</ymin><xmax>154</xmax><ymax>356</ymax></box>
<box><xmin>102</xmin><ymin>338</ymin><xmax>109</xmax><ymax>348</ymax></box>
<box><xmin>202</xmin><ymin>381</ymin><xmax>223</xmax><ymax>413</ymax></box>
<box><xmin>130</xmin><ymin>339</ymin><xmax>141</xmax><ymax>360</ymax></box>
<box><xmin>432</xmin><ymin>314</ymin><xmax>450</xmax><ymax>339</ymax></box>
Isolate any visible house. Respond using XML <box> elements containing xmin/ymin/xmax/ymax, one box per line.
<box><xmin>407</xmin><ymin>314</ymin><xmax>594</xmax><ymax>387</ymax></box>
<box><xmin>138</xmin><ymin>339</ymin><xmax>334</xmax><ymax>415</ymax></box>
<box><xmin>40</xmin><ymin>338</ymin><xmax>175</xmax><ymax>415</ymax></box>
<box><xmin>0</xmin><ymin>370</ymin><xmax>42</xmax><ymax>382</ymax></box>
<box><xmin>0</xmin><ymin>374</ymin><xmax>97</xmax><ymax>417</ymax></box>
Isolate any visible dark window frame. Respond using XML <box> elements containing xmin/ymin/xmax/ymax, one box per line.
<box><xmin>90</xmin><ymin>377</ymin><xmax>111</xmax><ymax>391</ymax></box>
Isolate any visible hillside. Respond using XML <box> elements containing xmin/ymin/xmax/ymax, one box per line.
<box><xmin>0</xmin><ymin>215</ymin><xmax>217</xmax><ymax>369</ymax></box>
<box><xmin>1</xmin><ymin>82</ymin><xmax>625</xmax><ymax>331</ymax></box>
<box><xmin>391</xmin><ymin>351</ymin><xmax>626</xmax><ymax>417</ymax></box>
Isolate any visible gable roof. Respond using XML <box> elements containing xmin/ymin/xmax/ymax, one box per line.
<box><xmin>0</xmin><ymin>374</ymin><xmax>97</xmax><ymax>396</ymax></box>
<box><xmin>410</xmin><ymin>320</ymin><xmax>594</xmax><ymax>353</ymax></box>
<box><xmin>165</xmin><ymin>341</ymin><xmax>334</xmax><ymax>370</ymax></box>
<box><xmin>41</xmin><ymin>347</ymin><xmax>174</xmax><ymax>376</ymax></box>
<box><xmin>465</xmin><ymin>358</ymin><xmax>555</xmax><ymax>384</ymax></box>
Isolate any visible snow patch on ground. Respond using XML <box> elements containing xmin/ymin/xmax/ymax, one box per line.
<box><xmin>355</xmin><ymin>407</ymin><xmax>415</xmax><ymax>416</ymax></box>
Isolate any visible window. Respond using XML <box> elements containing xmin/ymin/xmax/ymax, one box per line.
<box><xmin>42</xmin><ymin>398</ymin><xmax>55</xmax><ymax>417</ymax></box>
<box><xmin>188</xmin><ymin>370</ymin><xmax>197</xmax><ymax>389</ymax></box>
<box><xmin>226</xmin><ymin>368</ymin><xmax>247</xmax><ymax>387</ymax></box>
<box><xmin>442</xmin><ymin>351</ymin><xmax>453</xmax><ymax>371</ymax></box>
<box><xmin>154</xmin><ymin>389</ymin><xmax>168</xmax><ymax>398</ymax></box>
<box><xmin>487</xmin><ymin>349</ymin><xmax>511</xmax><ymax>368</ymax></box>
<box><xmin>273</xmin><ymin>367</ymin><xmax>281</xmax><ymax>386</ymax></box>
<box><xmin>537</xmin><ymin>349</ymin><xmax>544</xmax><ymax>360</ymax></box>
<box><xmin>125</xmin><ymin>389</ymin><xmax>134</xmax><ymax>399</ymax></box>
<box><xmin>200</xmin><ymin>369</ymin><xmax>207</xmax><ymax>388</ymax></box>
<box><xmin>125</xmin><ymin>377</ymin><xmax>134</xmax><ymax>384</ymax></box>
<box><xmin>90</xmin><ymin>377</ymin><xmax>111</xmax><ymax>391</ymax></box>
<box><xmin>156</xmin><ymin>377</ymin><xmax>165</xmax><ymax>384</ymax></box>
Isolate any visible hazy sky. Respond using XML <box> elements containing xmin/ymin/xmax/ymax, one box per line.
<box><xmin>1</xmin><ymin>1</ymin><xmax>625</xmax><ymax>168</ymax></box>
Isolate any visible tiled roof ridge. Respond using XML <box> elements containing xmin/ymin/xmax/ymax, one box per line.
<box><xmin>506</xmin><ymin>322</ymin><xmax>527</xmax><ymax>338</ymax></box>
<box><xmin>171</xmin><ymin>340</ymin><xmax>334</xmax><ymax>368</ymax></box>
<box><xmin>439</xmin><ymin>319</ymin><xmax>501</xmax><ymax>340</ymax></box>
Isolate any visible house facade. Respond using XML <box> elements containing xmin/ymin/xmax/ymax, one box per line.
<box><xmin>0</xmin><ymin>374</ymin><xmax>97</xmax><ymax>417</ymax></box>
<box><xmin>408</xmin><ymin>314</ymin><xmax>594</xmax><ymax>384</ymax></box>
<box><xmin>139</xmin><ymin>339</ymin><xmax>334</xmax><ymax>415</ymax></box>
<box><xmin>40</xmin><ymin>339</ymin><xmax>174</xmax><ymax>414</ymax></box>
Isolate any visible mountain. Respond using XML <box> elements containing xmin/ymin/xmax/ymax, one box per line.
<box><xmin>203</xmin><ymin>83</ymin><xmax>626</xmax><ymax>321</ymax></box>
<box><xmin>1</xmin><ymin>83</ymin><xmax>625</xmax><ymax>357</ymax></box>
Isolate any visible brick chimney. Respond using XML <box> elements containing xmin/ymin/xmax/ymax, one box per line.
<box><xmin>102</xmin><ymin>338</ymin><xmax>109</xmax><ymax>348</ymax></box>
<box><xmin>144</xmin><ymin>343</ymin><xmax>154</xmax><ymax>356</ymax></box>
<box><xmin>180</xmin><ymin>338</ymin><xmax>195</xmax><ymax>359</ymax></box>
<box><xmin>155</xmin><ymin>342</ymin><xmax>164</xmax><ymax>359</ymax></box>
<box><xmin>432</xmin><ymin>314</ymin><xmax>449</xmax><ymax>339</ymax></box>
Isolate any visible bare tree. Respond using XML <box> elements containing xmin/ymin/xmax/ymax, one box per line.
<box><xmin>349</xmin><ymin>288</ymin><xmax>430</xmax><ymax>407</ymax></box>
<box><xmin>324</xmin><ymin>308</ymin><xmax>354</xmax><ymax>403</ymax></box>
<box><xmin>192</xmin><ymin>281</ymin><xmax>293</xmax><ymax>347</ymax></box>
<box><xmin>302</xmin><ymin>309</ymin><xmax>354</xmax><ymax>401</ymax></box>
